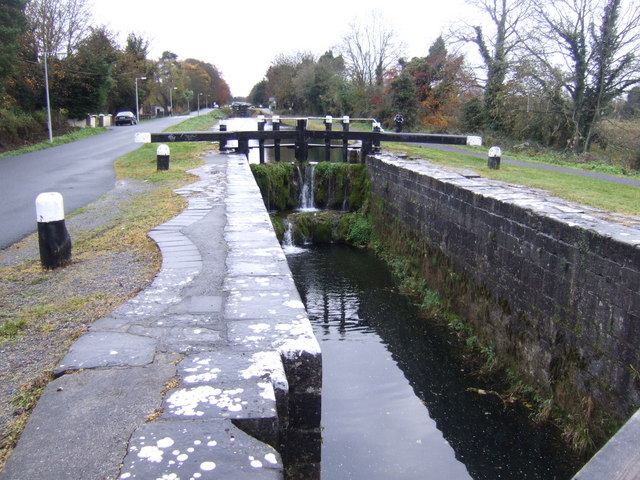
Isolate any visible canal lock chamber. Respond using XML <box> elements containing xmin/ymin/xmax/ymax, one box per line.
<box><xmin>249</xmin><ymin>158</ymin><xmax>584</xmax><ymax>479</ymax></box>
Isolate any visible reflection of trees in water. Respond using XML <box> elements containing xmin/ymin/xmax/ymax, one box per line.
<box><xmin>306</xmin><ymin>289</ymin><xmax>360</xmax><ymax>337</ymax></box>
<box><xmin>289</xmin><ymin>245</ymin><xmax>371</xmax><ymax>338</ymax></box>
<box><xmin>287</xmin><ymin>245</ymin><xmax>581</xmax><ymax>479</ymax></box>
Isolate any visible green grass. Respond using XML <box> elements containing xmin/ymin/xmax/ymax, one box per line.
<box><xmin>386</xmin><ymin>143</ymin><xmax>640</xmax><ymax>216</ymax></box>
<box><xmin>165</xmin><ymin>109</ymin><xmax>226</xmax><ymax>132</ymax></box>
<box><xmin>458</xmin><ymin>144</ymin><xmax>640</xmax><ymax>179</ymax></box>
<box><xmin>0</xmin><ymin>127</ymin><xmax>108</xmax><ymax>158</ymax></box>
<box><xmin>0</xmin><ymin>318</ymin><xmax>27</xmax><ymax>338</ymax></box>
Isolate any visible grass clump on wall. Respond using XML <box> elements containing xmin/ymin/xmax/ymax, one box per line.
<box><xmin>250</xmin><ymin>162</ymin><xmax>297</xmax><ymax>211</ymax></box>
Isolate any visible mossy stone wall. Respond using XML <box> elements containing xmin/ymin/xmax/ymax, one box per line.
<box><xmin>367</xmin><ymin>153</ymin><xmax>640</xmax><ymax>449</ymax></box>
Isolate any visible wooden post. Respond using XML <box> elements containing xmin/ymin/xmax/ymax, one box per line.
<box><xmin>257</xmin><ymin>115</ymin><xmax>266</xmax><ymax>164</ymax></box>
<box><xmin>295</xmin><ymin>118</ymin><xmax>308</xmax><ymax>163</ymax></box>
<box><xmin>341</xmin><ymin>116</ymin><xmax>349</xmax><ymax>163</ymax></box>
<box><xmin>237</xmin><ymin>138</ymin><xmax>249</xmax><ymax>157</ymax></box>
<box><xmin>219</xmin><ymin>122</ymin><xmax>227</xmax><ymax>150</ymax></box>
<box><xmin>272</xmin><ymin>115</ymin><xmax>281</xmax><ymax>162</ymax></box>
<box><xmin>373</xmin><ymin>122</ymin><xmax>381</xmax><ymax>153</ymax></box>
<box><xmin>36</xmin><ymin>192</ymin><xmax>72</xmax><ymax>270</ymax></box>
<box><xmin>324</xmin><ymin>115</ymin><xmax>332</xmax><ymax>163</ymax></box>
<box><xmin>361</xmin><ymin>139</ymin><xmax>372</xmax><ymax>164</ymax></box>
<box><xmin>156</xmin><ymin>144</ymin><xmax>170</xmax><ymax>170</ymax></box>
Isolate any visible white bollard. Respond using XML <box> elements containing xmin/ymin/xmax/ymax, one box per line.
<box><xmin>157</xmin><ymin>144</ymin><xmax>170</xmax><ymax>170</ymax></box>
<box><xmin>488</xmin><ymin>146</ymin><xmax>502</xmax><ymax>170</ymax></box>
<box><xmin>35</xmin><ymin>192</ymin><xmax>72</xmax><ymax>269</ymax></box>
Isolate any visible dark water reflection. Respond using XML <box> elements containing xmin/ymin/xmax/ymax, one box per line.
<box><xmin>286</xmin><ymin>244</ymin><xmax>581</xmax><ymax>480</ymax></box>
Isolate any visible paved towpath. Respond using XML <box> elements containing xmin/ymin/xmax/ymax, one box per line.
<box><xmin>0</xmin><ymin>151</ymin><xmax>321</xmax><ymax>480</ymax></box>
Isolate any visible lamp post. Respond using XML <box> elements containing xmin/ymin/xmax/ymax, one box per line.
<box><xmin>169</xmin><ymin>86</ymin><xmax>177</xmax><ymax>116</ymax></box>
<box><xmin>197</xmin><ymin>92</ymin><xmax>203</xmax><ymax>115</ymax></box>
<box><xmin>135</xmin><ymin>76</ymin><xmax>146</xmax><ymax>123</ymax></box>
<box><xmin>41</xmin><ymin>49</ymin><xmax>65</xmax><ymax>142</ymax></box>
<box><xmin>43</xmin><ymin>51</ymin><xmax>53</xmax><ymax>142</ymax></box>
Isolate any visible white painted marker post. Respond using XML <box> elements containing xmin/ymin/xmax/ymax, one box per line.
<box><xmin>35</xmin><ymin>192</ymin><xmax>72</xmax><ymax>269</ymax></box>
<box><xmin>157</xmin><ymin>144</ymin><xmax>170</xmax><ymax>170</ymax></box>
<box><xmin>488</xmin><ymin>146</ymin><xmax>502</xmax><ymax>170</ymax></box>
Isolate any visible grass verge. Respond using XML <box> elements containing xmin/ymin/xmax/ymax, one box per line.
<box><xmin>454</xmin><ymin>143</ymin><xmax>640</xmax><ymax>179</ymax></box>
<box><xmin>0</xmin><ymin>127</ymin><xmax>108</xmax><ymax>158</ymax></box>
<box><xmin>385</xmin><ymin>143</ymin><xmax>640</xmax><ymax>216</ymax></box>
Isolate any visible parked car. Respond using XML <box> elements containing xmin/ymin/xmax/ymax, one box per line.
<box><xmin>115</xmin><ymin>111</ymin><xmax>136</xmax><ymax>126</ymax></box>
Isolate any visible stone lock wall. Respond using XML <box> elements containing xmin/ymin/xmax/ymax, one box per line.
<box><xmin>367</xmin><ymin>154</ymin><xmax>640</xmax><ymax>430</ymax></box>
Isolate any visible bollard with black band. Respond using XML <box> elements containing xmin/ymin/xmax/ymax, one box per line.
<box><xmin>157</xmin><ymin>144</ymin><xmax>170</xmax><ymax>170</ymax></box>
<box><xmin>488</xmin><ymin>146</ymin><xmax>502</xmax><ymax>170</ymax></box>
<box><xmin>373</xmin><ymin>122</ymin><xmax>381</xmax><ymax>153</ymax></box>
<box><xmin>36</xmin><ymin>192</ymin><xmax>72</xmax><ymax>270</ymax></box>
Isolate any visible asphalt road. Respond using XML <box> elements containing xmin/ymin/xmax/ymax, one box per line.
<box><xmin>0</xmin><ymin>114</ymin><xmax>196</xmax><ymax>250</ymax></box>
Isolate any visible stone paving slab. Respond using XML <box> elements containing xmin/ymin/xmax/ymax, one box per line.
<box><xmin>178</xmin><ymin>350</ymin><xmax>288</xmax><ymax>391</ymax></box>
<box><xmin>226</xmin><ymin>289</ymin><xmax>306</xmax><ymax>321</ymax></box>
<box><xmin>128</xmin><ymin>324</ymin><xmax>225</xmax><ymax>354</ymax></box>
<box><xmin>119</xmin><ymin>419</ymin><xmax>282</xmax><ymax>479</ymax></box>
<box><xmin>0</xmin><ymin>358</ymin><xmax>177</xmax><ymax>480</ymax></box>
<box><xmin>53</xmin><ymin>331</ymin><xmax>156</xmax><ymax>375</ymax></box>
<box><xmin>163</xmin><ymin>380</ymin><xmax>277</xmax><ymax>421</ymax></box>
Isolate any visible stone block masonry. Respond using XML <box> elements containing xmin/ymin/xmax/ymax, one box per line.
<box><xmin>367</xmin><ymin>153</ymin><xmax>640</xmax><ymax>440</ymax></box>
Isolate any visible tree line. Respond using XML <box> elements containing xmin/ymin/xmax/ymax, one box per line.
<box><xmin>2</xmin><ymin>0</ymin><xmax>639</xmax><ymax>163</ymax></box>
<box><xmin>249</xmin><ymin>1</ymin><xmax>639</xmax><ymax>160</ymax></box>
<box><xmin>0</xmin><ymin>0</ymin><xmax>231</xmax><ymax>148</ymax></box>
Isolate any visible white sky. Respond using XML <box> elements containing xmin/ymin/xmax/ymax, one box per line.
<box><xmin>90</xmin><ymin>0</ymin><xmax>475</xmax><ymax>97</ymax></box>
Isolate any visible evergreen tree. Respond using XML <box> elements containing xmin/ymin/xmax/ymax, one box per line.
<box><xmin>0</xmin><ymin>0</ymin><xmax>27</xmax><ymax>97</ymax></box>
<box><xmin>390</xmin><ymin>71</ymin><xmax>418</xmax><ymax>128</ymax></box>
<box><xmin>249</xmin><ymin>80</ymin><xmax>268</xmax><ymax>107</ymax></box>
<box><xmin>60</xmin><ymin>27</ymin><xmax>117</xmax><ymax>118</ymax></box>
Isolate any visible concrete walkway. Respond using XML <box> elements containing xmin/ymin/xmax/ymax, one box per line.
<box><xmin>0</xmin><ymin>152</ymin><xmax>321</xmax><ymax>480</ymax></box>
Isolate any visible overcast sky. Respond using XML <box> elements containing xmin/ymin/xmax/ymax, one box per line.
<box><xmin>90</xmin><ymin>0</ymin><xmax>475</xmax><ymax>97</ymax></box>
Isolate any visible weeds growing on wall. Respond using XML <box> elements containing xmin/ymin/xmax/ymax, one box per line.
<box><xmin>367</xmin><ymin>191</ymin><xmax>620</xmax><ymax>458</ymax></box>
<box><xmin>250</xmin><ymin>162</ymin><xmax>297</xmax><ymax>211</ymax></box>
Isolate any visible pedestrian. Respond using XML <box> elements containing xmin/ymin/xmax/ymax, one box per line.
<box><xmin>394</xmin><ymin>113</ymin><xmax>404</xmax><ymax>132</ymax></box>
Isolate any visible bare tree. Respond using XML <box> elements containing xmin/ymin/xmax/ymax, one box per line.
<box><xmin>63</xmin><ymin>0</ymin><xmax>91</xmax><ymax>54</ymax></box>
<box><xmin>26</xmin><ymin>0</ymin><xmax>91</xmax><ymax>55</ymax></box>
<box><xmin>527</xmin><ymin>0</ymin><xmax>640</xmax><ymax>152</ymax></box>
<box><xmin>337</xmin><ymin>11</ymin><xmax>405</xmax><ymax>89</ymax></box>
<box><xmin>451</xmin><ymin>0</ymin><xmax>532</xmax><ymax>129</ymax></box>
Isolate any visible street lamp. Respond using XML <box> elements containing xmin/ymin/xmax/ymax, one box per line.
<box><xmin>43</xmin><ymin>52</ymin><xmax>53</xmax><ymax>142</ymax></box>
<box><xmin>197</xmin><ymin>92</ymin><xmax>203</xmax><ymax>116</ymax></box>
<box><xmin>135</xmin><ymin>76</ymin><xmax>147</xmax><ymax>123</ymax></box>
<box><xmin>41</xmin><ymin>50</ymin><xmax>64</xmax><ymax>142</ymax></box>
<box><xmin>169</xmin><ymin>86</ymin><xmax>177</xmax><ymax>116</ymax></box>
